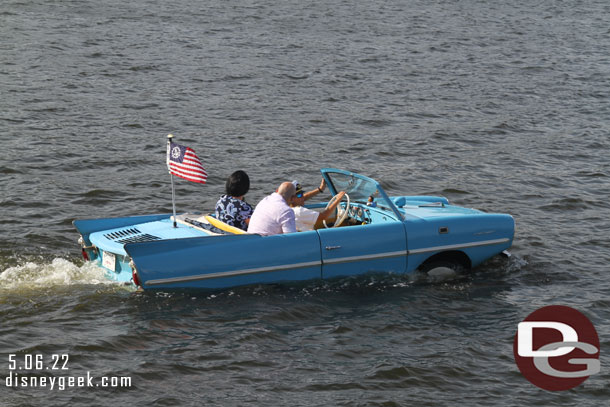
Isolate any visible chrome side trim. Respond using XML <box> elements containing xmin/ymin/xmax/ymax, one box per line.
<box><xmin>322</xmin><ymin>250</ymin><xmax>407</xmax><ymax>265</ymax></box>
<box><xmin>144</xmin><ymin>260</ymin><xmax>321</xmax><ymax>286</ymax></box>
<box><xmin>407</xmin><ymin>238</ymin><xmax>510</xmax><ymax>255</ymax></box>
<box><xmin>144</xmin><ymin>238</ymin><xmax>509</xmax><ymax>286</ymax></box>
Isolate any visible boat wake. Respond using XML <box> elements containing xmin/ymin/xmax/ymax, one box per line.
<box><xmin>0</xmin><ymin>257</ymin><xmax>130</xmax><ymax>293</ymax></box>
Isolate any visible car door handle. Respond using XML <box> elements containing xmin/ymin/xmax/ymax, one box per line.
<box><xmin>325</xmin><ymin>246</ymin><xmax>341</xmax><ymax>250</ymax></box>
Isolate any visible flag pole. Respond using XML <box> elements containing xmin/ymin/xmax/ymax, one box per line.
<box><xmin>167</xmin><ymin>134</ymin><xmax>178</xmax><ymax>228</ymax></box>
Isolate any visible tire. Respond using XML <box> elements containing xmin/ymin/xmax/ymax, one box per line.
<box><xmin>418</xmin><ymin>260</ymin><xmax>469</xmax><ymax>276</ymax></box>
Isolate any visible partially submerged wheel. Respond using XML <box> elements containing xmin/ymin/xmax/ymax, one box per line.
<box><xmin>416</xmin><ymin>254</ymin><xmax>472</xmax><ymax>281</ymax></box>
<box><xmin>419</xmin><ymin>261</ymin><xmax>460</xmax><ymax>280</ymax></box>
<box><xmin>418</xmin><ymin>260</ymin><xmax>464</xmax><ymax>274</ymax></box>
<box><xmin>323</xmin><ymin>192</ymin><xmax>350</xmax><ymax>228</ymax></box>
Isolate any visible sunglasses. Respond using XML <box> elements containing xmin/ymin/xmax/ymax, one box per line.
<box><xmin>295</xmin><ymin>192</ymin><xmax>303</xmax><ymax>198</ymax></box>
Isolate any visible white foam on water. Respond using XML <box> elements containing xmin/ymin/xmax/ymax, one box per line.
<box><xmin>0</xmin><ymin>258</ymin><xmax>121</xmax><ymax>292</ymax></box>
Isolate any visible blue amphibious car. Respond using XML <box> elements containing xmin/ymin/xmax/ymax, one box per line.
<box><xmin>73</xmin><ymin>169</ymin><xmax>514</xmax><ymax>290</ymax></box>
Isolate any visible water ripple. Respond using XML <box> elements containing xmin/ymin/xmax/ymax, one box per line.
<box><xmin>1</xmin><ymin>0</ymin><xmax>609</xmax><ymax>405</ymax></box>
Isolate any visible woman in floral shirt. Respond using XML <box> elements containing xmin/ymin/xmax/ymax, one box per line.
<box><xmin>215</xmin><ymin>170</ymin><xmax>253</xmax><ymax>231</ymax></box>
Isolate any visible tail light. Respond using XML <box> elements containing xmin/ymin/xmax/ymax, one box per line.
<box><xmin>79</xmin><ymin>236</ymin><xmax>92</xmax><ymax>260</ymax></box>
<box><xmin>130</xmin><ymin>260</ymin><xmax>141</xmax><ymax>287</ymax></box>
<box><xmin>132</xmin><ymin>270</ymin><xmax>141</xmax><ymax>287</ymax></box>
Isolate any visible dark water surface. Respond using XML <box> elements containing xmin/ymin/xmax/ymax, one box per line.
<box><xmin>1</xmin><ymin>0</ymin><xmax>609</xmax><ymax>405</ymax></box>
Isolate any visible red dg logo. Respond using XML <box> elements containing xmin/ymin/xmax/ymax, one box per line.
<box><xmin>513</xmin><ymin>305</ymin><xmax>600</xmax><ymax>391</ymax></box>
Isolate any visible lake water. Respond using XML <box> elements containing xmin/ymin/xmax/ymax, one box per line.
<box><xmin>1</xmin><ymin>0</ymin><xmax>609</xmax><ymax>405</ymax></box>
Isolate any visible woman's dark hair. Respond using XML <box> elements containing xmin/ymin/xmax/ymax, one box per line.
<box><xmin>225</xmin><ymin>170</ymin><xmax>250</xmax><ymax>197</ymax></box>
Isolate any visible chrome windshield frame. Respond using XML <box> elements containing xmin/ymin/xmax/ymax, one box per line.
<box><xmin>320</xmin><ymin>168</ymin><xmax>403</xmax><ymax>220</ymax></box>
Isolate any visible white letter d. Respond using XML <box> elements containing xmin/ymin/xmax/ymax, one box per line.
<box><xmin>518</xmin><ymin>322</ymin><xmax>578</xmax><ymax>357</ymax></box>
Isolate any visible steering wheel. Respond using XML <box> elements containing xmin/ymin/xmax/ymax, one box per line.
<box><xmin>323</xmin><ymin>192</ymin><xmax>350</xmax><ymax>228</ymax></box>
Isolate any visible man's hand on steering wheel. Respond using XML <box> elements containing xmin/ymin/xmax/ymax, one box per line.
<box><xmin>322</xmin><ymin>191</ymin><xmax>350</xmax><ymax>228</ymax></box>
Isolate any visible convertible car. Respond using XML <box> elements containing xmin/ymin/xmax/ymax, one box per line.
<box><xmin>73</xmin><ymin>169</ymin><xmax>514</xmax><ymax>290</ymax></box>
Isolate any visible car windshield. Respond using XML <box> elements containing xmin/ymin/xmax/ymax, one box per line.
<box><xmin>322</xmin><ymin>170</ymin><xmax>398</xmax><ymax>216</ymax></box>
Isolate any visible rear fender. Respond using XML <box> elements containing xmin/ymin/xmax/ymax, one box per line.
<box><xmin>125</xmin><ymin>232</ymin><xmax>322</xmax><ymax>290</ymax></box>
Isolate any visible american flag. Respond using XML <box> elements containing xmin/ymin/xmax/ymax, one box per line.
<box><xmin>166</xmin><ymin>141</ymin><xmax>207</xmax><ymax>184</ymax></box>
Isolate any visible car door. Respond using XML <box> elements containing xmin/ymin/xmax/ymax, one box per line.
<box><xmin>317</xmin><ymin>222</ymin><xmax>407</xmax><ymax>280</ymax></box>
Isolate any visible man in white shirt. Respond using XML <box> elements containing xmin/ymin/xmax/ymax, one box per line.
<box><xmin>247</xmin><ymin>182</ymin><xmax>298</xmax><ymax>236</ymax></box>
<box><xmin>290</xmin><ymin>180</ymin><xmax>346</xmax><ymax>231</ymax></box>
